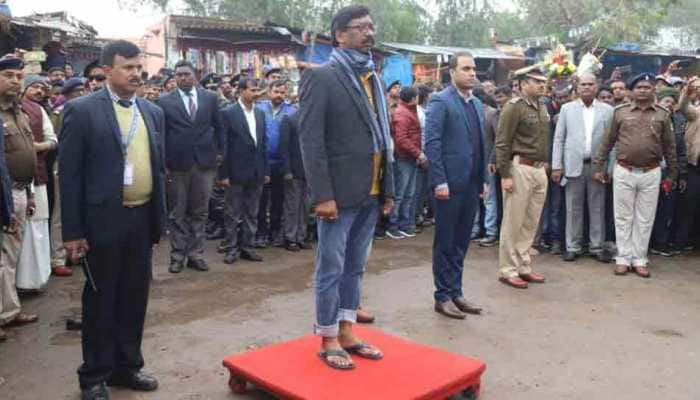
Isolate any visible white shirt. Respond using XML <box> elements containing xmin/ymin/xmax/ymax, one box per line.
<box><xmin>239</xmin><ymin>100</ymin><xmax>257</xmax><ymax>146</ymax></box>
<box><xmin>581</xmin><ymin>99</ymin><xmax>596</xmax><ymax>158</ymax></box>
<box><xmin>178</xmin><ymin>87</ymin><xmax>198</xmax><ymax>117</ymax></box>
<box><xmin>39</xmin><ymin>107</ymin><xmax>58</xmax><ymax>148</ymax></box>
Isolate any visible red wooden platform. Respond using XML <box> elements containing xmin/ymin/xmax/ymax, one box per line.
<box><xmin>222</xmin><ymin>325</ymin><xmax>486</xmax><ymax>399</ymax></box>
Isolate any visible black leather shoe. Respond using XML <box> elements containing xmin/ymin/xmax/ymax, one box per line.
<box><xmin>241</xmin><ymin>249</ymin><xmax>263</xmax><ymax>262</ymax></box>
<box><xmin>434</xmin><ymin>301</ymin><xmax>466</xmax><ymax>319</ymax></box>
<box><xmin>299</xmin><ymin>241</ymin><xmax>313</xmax><ymax>250</ymax></box>
<box><xmin>81</xmin><ymin>383</ymin><xmax>109</xmax><ymax>400</ymax></box>
<box><xmin>217</xmin><ymin>241</ymin><xmax>234</xmax><ymax>254</ymax></box>
<box><xmin>285</xmin><ymin>242</ymin><xmax>300</xmax><ymax>252</ymax></box>
<box><xmin>168</xmin><ymin>260</ymin><xmax>184</xmax><ymax>273</ymax></box>
<box><xmin>187</xmin><ymin>258</ymin><xmax>209</xmax><ymax>271</ymax></box>
<box><xmin>223</xmin><ymin>250</ymin><xmax>239</xmax><ymax>265</ymax></box>
<box><xmin>452</xmin><ymin>297</ymin><xmax>482</xmax><ymax>315</ymax></box>
<box><xmin>562</xmin><ymin>251</ymin><xmax>577</xmax><ymax>262</ymax></box>
<box><xmin>596</xmin><ymin>250</ymin><xmax>612</xmax><ymax>263</ymax></box>
<box><xmin>106</xmin><ymin>370</ymin><xmax>158</xmax><ymax>391</ymax></box>
<box><xmin>206</xmin><ymin>227</ymin><xmax>225</xmax><ymax>241</ymax></box>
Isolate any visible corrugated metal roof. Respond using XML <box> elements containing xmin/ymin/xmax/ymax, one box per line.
<box><xmin>170</xmin><ymin>15</ymin><xmax>281</xmax><ymax>36</ymax></box>
<box><xmin>381</xmin><ymin>42</ymin><xmax>524</xmax><ymax>60</ymax></box>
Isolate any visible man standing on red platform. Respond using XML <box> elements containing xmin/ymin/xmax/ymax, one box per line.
<box><xmin>299</xmin><ymin>5</ymin><xmax>394</xmax><ymax>370</ymax></box>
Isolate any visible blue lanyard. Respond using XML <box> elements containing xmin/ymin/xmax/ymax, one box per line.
<box><xmin>120</xmin><ymin>106</ymin><xmax>140</xmax><ymax>157</ymax></box>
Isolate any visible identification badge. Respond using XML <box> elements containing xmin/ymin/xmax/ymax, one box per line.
<box><xmin>124</xmin><ymin>162</ymin><xmax>134</xmax><ymax>186</ymax></box>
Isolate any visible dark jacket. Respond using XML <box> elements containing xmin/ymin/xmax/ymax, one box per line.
<box><xmin>391</xmin><ymin>102</ymin><xmax>422</xmax><ymax>160</ymax></box>
<box><xmin>0</xmin><ymin>121</ymin><xmax>13</xmax><ymax>226</ymax></box>
<box><xmin>59</xmin><ymin>89</ymin><xmax>167</xmax><ymax>245</ymax></box>
<box><xmin>157</xmin><ymin>87</ymin><xmax>223</xmax><ymax>172</ymax></box>
<box><xmin>484</xmin><ymin>106</ymin><xmax>499</xmax><ymax>165</ymax></box>
<box><xmin>279</xmin><ymin>112</ymin><xmax>305</xmax><ymax>179</ymax></box>
<box><xmin>298</xmin><ymin>63</ymin><xmax>394</xmax><ymax>208</ymax></box>
<box><xmin>424</xmin><ymin>85</ymin><xmax>487</xmax><ymax>192</ymax></box>
<box><xmin>220</xmin><ymin>102</ymin><xmax>269</xmax><ymax>185</ymax></box>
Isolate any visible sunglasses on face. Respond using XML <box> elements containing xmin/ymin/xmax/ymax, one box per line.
<box><xmin>89</xmin><ymin>74</ymin><xmax>106</xmax><ymax>82</ymax></box>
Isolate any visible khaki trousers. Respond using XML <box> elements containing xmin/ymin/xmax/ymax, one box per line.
<box><xmin>612</xmin><ymin>164</ymin><xmax>660</xmax><ymax>267</ymax></box>
<box><xmin>0</xmin><ymin>188</ymin><xmax>27</xmax><ymax>325</ymax></box>
<box><xmin>499</xmin><ymin>162</ymin><xmax>548</xmax><ymax>278</ymax></box>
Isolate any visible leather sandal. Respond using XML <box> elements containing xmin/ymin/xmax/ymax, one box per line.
<box><xmin>343</xmin><ymin>342</ymin><xmax>383</xmax><ymax>360</ymax></box>
<box><xmin>318</xmin><ymin>349</ymin><xmax>355</xmax><ymax>370</ymax></box>
<box><xmin>614</xmin><ymin>265</ymin><xmax>628</xmax><ymax>276</ymax></box>
<box><xmin>5</xmin><ymin>313</ymin><xmax>38</xmax><ymax>327</ymax></box>
<box><xmin>634</xmin><ymin>266</ymin><xmax>651</xmax><ymax>278</ymax></box>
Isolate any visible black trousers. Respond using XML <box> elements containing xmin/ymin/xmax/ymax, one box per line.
<box><xmin>78</xmin><ymin>203</ymin><xmax>153</xmax><ymax>388</ymax></box>
<box><xmin>257</xmin><ymin>168</ymin><xmax>285</xmax><ymax>239</ymax></box>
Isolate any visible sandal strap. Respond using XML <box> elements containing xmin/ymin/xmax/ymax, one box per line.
<box><xmin>319</xmin><ymin>349</ymin><xmax>351</xmax><ymax>359</ymax></box>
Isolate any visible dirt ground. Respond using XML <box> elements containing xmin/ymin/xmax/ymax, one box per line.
<box><xmin>1</xmin><ymin>229</ymin><xmax>699</xmax><ymax>400</ymax></box>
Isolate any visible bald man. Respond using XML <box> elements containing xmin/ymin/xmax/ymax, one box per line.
<box><xmin>551</xmin><ymin>74</ymin><xmax>615</xmax><ymax>263</ymax></box>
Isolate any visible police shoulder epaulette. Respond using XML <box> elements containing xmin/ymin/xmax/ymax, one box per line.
<box><xmin>655</xmin><ymin>103</ymin><xmax>672</xmax><ymax>114</ymax></box>
<box><xmin>614</xmin><ymin>102</ymin><xmax>631</xmax><ymax>111</ymax></box>
<box><xmin>508</xmin><ymin>97</ymin><xmax>522</xmax><ymax>105</ymax></box>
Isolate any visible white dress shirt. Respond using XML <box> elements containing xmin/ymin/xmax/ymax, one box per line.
<box><xmin>239</xmin><ymin>101</ymin><xmax>257</xmax><ymax>146</ymax></box>
<box><xmin>178</xmin><ymin>87</ymin><xmax>198</xmax><ymax>117</ymax></box>
<box><xmin>581</xmin><ymin>99</ymin><xmax>596</xmax><ymax>159</ymax></box>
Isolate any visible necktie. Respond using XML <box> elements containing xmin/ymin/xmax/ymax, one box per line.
<box><xmin>117</xmin><ymin>99</ymin><xmax>132</xmax><ymax>108</ymax></box>
<box><xmin>187</xmin><ymin>92</ymin><xmax>197</xmax><ymax>120</ymax></box>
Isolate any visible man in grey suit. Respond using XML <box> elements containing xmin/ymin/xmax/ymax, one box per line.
<box><xmin>552</xmin><ymin>74</ymin><xmax>614</xmax><ymax>262</ymax></box>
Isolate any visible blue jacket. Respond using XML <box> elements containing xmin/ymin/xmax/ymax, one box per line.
<box><xmin>257</xmin><ymin>101</ymin><xmax>297</xmax><ymax>167</ymax></box>
<box><xmin>59</xmin><ymin>89</ymin><xmax>167</xmax><ymax>245</ymax></box>
<box><xmin>424</xmin><ymin>85</ymin><xmax>487</xmax><ymax>192</ymax></box>
<box><xmin>0</xmin><ymin>121</ymin><xmax>13</xmax><ymax>226</ymax></box>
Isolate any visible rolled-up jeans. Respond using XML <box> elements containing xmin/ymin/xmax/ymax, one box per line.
<box><xmin>314</xmin><ymin>196</ymin><xmax>378</xmax><ymax>337</ymax></box>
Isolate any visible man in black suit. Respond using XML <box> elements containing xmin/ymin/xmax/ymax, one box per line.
<box><xmin>157</xmin><ymin>60</ymin><xmax>223</xmax><ymax>273</ymax></box>
<box><xmin>218</xmin><ymin>77</ymin><xmax>269</xmax><ymax>264</ymax></box>
<box><xmin>298</xmin><ymin>5</ymin><xmax>394</xmax><ymax>370</ymax></box>
<box><xmin>60</xmin><ymin>40</ymin><xmax>166</xmax><ymax>400</ymax></box>
<box><xmin>278</xmin><ymin>111</ymin><xmax>310</xmax><ymax>251</ymax></box>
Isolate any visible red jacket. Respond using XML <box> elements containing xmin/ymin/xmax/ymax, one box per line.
<box><xmin>391</xmin><ymin>102</ymin><xmax>422</xmax><ymax>160</ymax></box>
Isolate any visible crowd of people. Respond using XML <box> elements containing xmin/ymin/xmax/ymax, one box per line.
<box><xmin>0</xmin><ymin>4</ymin><xmax>699</xmax><ymax>398</ymax></box>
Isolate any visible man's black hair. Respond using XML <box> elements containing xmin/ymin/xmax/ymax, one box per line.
<box><xmin>174</xmin><ymin>60</ymin><xmax>196</xmax><ymax>72</ymax></box>
<box><xmin>472</xmin><ymin>87</ymin><xmax>497</xmax><ymax>108</ymax></box>
<box><xmin>331</xmin><ymin>5</ymin><xmax>371</xmax><ymax>46</ymax></box>
<box><xmin>449</xmin><ymin>52</ymin><xmax>474</xmax><ymax>70</ymax></box>
<box><xmin>399</xmin><ymin>86</ymin><xmax>418</xmax><ymax>103</ymax></box>
<box><xmin>494</xmin><ymin>84</ymin><xmax>512</xmax><ymax>97</ymax></box>
<box><xmin>417</xmin><ymin>84</ymin><xmax>433</xmax><ymax>105</ymax></box>
<box><xmin>100</xmin><ymin>40</ymin><xmax>140</xmax><ymax>67</ymax></box>
<box><xmin>269</xmin><ymin>79</ymin><xmax>288</xmax><ymax>89</ymax></box>
<box><xmin>238</xmin><ymin>77</ymin><xmax>258</xmax><ymax>91</ymax></box>
<box><xmin>597</xmin><ymin>86</ymin><xmax>613</xmax><ymax>96</ymax></box>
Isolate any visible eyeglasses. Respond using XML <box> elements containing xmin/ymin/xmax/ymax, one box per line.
<box><xmin>345</xmin><ymin>23</ymin><xmax>376</xmax><ymax>33</ymax></box>
<box><xmin>89</xmin><ymin>74</ymin><xmax>106</xmax><ymax>82</ymax></box>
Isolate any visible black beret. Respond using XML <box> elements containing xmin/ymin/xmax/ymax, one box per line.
<box><xmin>387</xmin><ymin>80</ymin><xmax>401</xmax><ymax>91</ymax></box>
<box><xmin>47</xmin><ymin>66</ymin><xmax>65</xmax><ymax>74</ymax></box>
<box><xmin>627</xmin><ymin>73</ymin><xmax>656</xmax><ymax>90</ymax></box>
<box><xmin>61</xmin><ymin>77</ymin><xmax>85</xmax><ymax>94</ymax></box>
<box><xmin>200</xmin><ymin>72</ymin><xmax>220</xmax><ymax>87</ymax></box>
<box><xmin>0</xmin><ymin>56</ymin><xmax>24</xmax><ymax>71</ymax></box>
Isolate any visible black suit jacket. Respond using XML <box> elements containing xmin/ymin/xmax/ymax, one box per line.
<box><xmin>298</xmin><ymin>64</ymin><xmax>394</xmax><ymax>208</ymax></box>
<box><xmin>220</xmin><ymin>102</ymin><xmax>269</xmax><ymax>185</ymax></box>
<box><xmin>59</xmin><ymin>89</ymin><xmax>167</xmax><ymax>245</ymax></box>
<box><xmin>157</xmin><ymin>87</ymin><xmax>223</xmax><ymax>172</ymax></box>
<box><xmin>0</xmin><ymin>122</ymin><xmax>13</xmax><ymax>226</ymax></box>
<box><xmin>278</xmin><ymin>112</ymin><xmax>305</xmax><ymax>179</ymax></box>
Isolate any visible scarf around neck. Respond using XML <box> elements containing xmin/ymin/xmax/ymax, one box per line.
<box><xmin>329</xmin><ymin>47</ymin><xmax>394</xmax><ymax>163</ymax></box>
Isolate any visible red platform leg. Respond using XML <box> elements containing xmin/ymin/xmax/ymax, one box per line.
<box><xmin>229</xmin><ymin>375</ymin><xmax>247</xmax><ymax>394</ymax></box>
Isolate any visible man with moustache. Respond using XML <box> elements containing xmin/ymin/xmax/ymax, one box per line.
<box><xmin>495</xmin><ymin>66</ymin><xmax>550</xmax><ymax>289</ymax></box>
<box><xmin>425</xmin><ymin>52</ymin><xmax>486</xmax><ymax>319</ymax></box>
<box><xmin>593</xmin><ymin>73</ymin><xmax>677</xmax><ymax>278</ymax></box>
<box><xmin>551</xmin><ymin>73</ymin><xmax>614</xmax><ymax>263</ymax></box>
<box><xmin>60</xmin><ymin>41</ymin><xmax>166</xmax><ymax>399</ymax></box>
<box><xmin>298</xmin><ymin>5</ymin><xmax>394</xmax><ymax>370</ymax></box>
<box><xmin>0</xmin><ymin>56</ymin><xmax>39</xmax><ymax>340</ymax></box>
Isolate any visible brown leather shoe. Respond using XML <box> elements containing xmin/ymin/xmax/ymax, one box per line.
<box><xmin>52</xmin><ymin>265</ymin><xmax>73</xmax><ymax>277</ymax></box>
<box><xmin>0</xmin><ymin>327</ymin><xmax>6</xmax><ymax>342</ymax></box>
<box><xmin>519</xmin><ymin>272</ymin><xmax>546</xmax><ymax>283</ymax></box>
<box><xmin>634</xmin><ymin>266</ymin><xmax>651</xmax><ymax>278</ymax></box>
<box><xmin>434</xmin><ymin>301</ymin><xmax>466</xmax><ymax>319</ymax></box>
<box><xmin>452</xmin><ymin>297</ymin><xmax>482</xmax><ymax>315</ymax></box>
<box><xmin>499</xmin><ymin>276</ymin><xmax>528</xmax><ymax>289</ymax></box>
<box><xmin>614</xmin><ymin>265</ymin><xmax>628</xmax><ymax>275</ymax></box>
<box><xmin>356</xmin><ymin>308</ymin><xmax>375</xmax><ymax>324</ymax></box>
<box><xmin>5</xmin><ymin>313</ymin><xmax>38</xmax><ymax>327</ymax></box>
